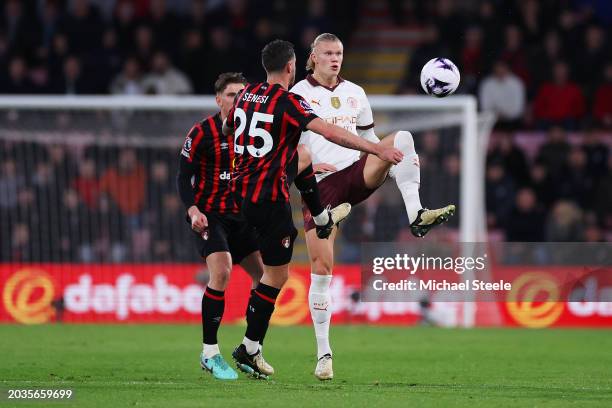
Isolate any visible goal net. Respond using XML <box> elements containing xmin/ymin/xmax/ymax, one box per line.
<box><xmin>0</xmin><ymin>95</ymin><xmax>492</xmax><ymax>265</ymax></box>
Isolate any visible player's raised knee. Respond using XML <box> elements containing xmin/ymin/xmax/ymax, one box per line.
<box><xmin>392</xmin><ymin>130</ymin><xmax>415</xmax><ymax>153</ymax></box>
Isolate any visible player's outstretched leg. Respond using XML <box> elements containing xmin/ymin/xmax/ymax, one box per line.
<box><xmin>199</xmin><ymin>252</ymin><xmax>238</xmax><ymax>380</ymax></box>
<box><xmin>295</xmin><ymin>145</ymin><xmax>351</xmax><ymax>239</ymax></box>
<box><xmin>390</xmin><ymin>130</ymin><xmax>455</xmax><ymax>237</ymax></box>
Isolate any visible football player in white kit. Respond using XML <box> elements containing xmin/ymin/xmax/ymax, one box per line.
<box><xmin>291</xmin><ymin>33</ymin><xmax>456</xmax><ymax>380</ymax></box>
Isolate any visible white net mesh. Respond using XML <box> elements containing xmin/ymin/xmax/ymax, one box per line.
<box><xmin>0</xmin><ymin>96</ymin><xmax>488</xmax><ymax>264</ymax></box>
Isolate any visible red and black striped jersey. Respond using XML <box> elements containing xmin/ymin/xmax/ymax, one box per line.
<box><xmin>227</xmin><ymin>82</ymin><xmax>318</xmax><ymax>203</ymax></box>
<box><xmin>176</xmin><ymin>112</ymin><xmax>238</xmax><ymax>214</ymax></box>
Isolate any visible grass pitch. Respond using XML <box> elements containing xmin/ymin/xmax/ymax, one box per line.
<box><xmin>1</xmin><ymin>324</ymin><xmax>611</xmax><ymax>407</ymax></box>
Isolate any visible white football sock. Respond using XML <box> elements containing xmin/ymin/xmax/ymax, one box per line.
<box><xmin>309</xmin><ymin>273</ymin><xmax>333</xmax><ymax>359</ymax></box>
<box><xmin>312</xmin><ymin>210</ymin><xmax>330</xmax><ymax>226</ymax></box>
<box><xmin>242</xmin><ymin>336</ymin><xmax>260</xmax><ymax>355</ymax></box>
<box><xmin>393</xmin><ymin>131</ymin><xmax>422</xmax><ymax>223</ymax></box>
<box><xmin>202</xmin><ymin>343</ymin><xmax>220</xmax><ymax>359</ymax></box>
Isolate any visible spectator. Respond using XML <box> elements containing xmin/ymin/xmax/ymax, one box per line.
<box><xmin>58</xmin><ymin>188</ymin><xmax>91</xmax><ymax>262</ymax></box>
<box><xmin>516</xmin><ymin>0</ymin><xmax>548</xmax><ymax>45</ymax></box>
<box><xmin>87</xmin><ymin>29</ymin><xmax>123</xmax><ymax>93</ymax></box>
<box><xmin>145</xmin><ymin>0</ymin><xmax>181</xmax><ymax>55</ymax></box>
<box><xmin>479</xmin><ymin>60</ymin><xmax>526</xmax><ymax>130</ymax></box>
<box><xmin>142</xmin><ymin>51</ymin><xmax>193</xmax><ymax>95</ymax></box>
<box><xmin>132</xmin><ymin>25</ymin><xmax>155</xmax><ymax>71</ymax></box>
<box><xmin>529</xmin><ymin>162</ymin><xmax>555</xmax><ymax>206</ymax></box>
<box><xmin>72</xmin><ymin>159</ymin><xmax>100</xmax><ymax>210</ymax></box>
<box><xmin>179</xmin><ymin>28</ymin><xmax>207</xmax><ymax>93</ymax></box>
<box><xmin>113</xmin><ymin>0</ymin><xmax>138</xmax><ymax>50</ymax></box>
<box><xmin>474</xmin><ymin>1</ymin><xmax>503</xmax><ymax>58</ymax></box>
<box><xmin>504</xmin><ymin>188</ymin><xmax>545</xmax><ymax>242</ymax></box>
<box><xmin>536</xmin><ymin>126</ymin><xmax>571</xmax><ymax>177</ymax></box>
<box><xmin>37</xmin><ymin>0</ymin><xmax>62</xmax><ymax>54</ymax></box>
<box><xmin>593</xmin><ymin>62</ymin><xmax>612</xmax><ymax>128</ymax></box>
<box><xmin>3</xmin><ymin>0</ymin><xmax>35</xmax><ymax>55</ymax></box>
<box><xmin>582</xmin><ymin>129</ymin><xmax>610</xmax><ymax>180</ymax></box>
<box><xmin>459</xmin><ymin>26</ymin><xmax>484</xmax><ymax>93</ymax></box>
<box><xmin>110</xmin><ymin>57</ymin><xmax>145</xmax><ymax>95</ymax></box>
<box><xmin>99</xmin><ymin>149</ymin><xmax>147</xmax><ymax>218</ymax></box>
<box><xmin>0</xmin><ymin>160</ymin><xmax>22</xmax><ymax>211</ymax></box>
<box><xmin>54</xmin><ymin>56</ymin><xmax>92</xmax><ymax>94</ymax></box>
<box><xmin>46</xmin><ymin>33</ymin><xmax>71</xmax><ymax>82</ymax></box>
<box><xmin>529</xmin><ymin>31</ymin><xmax>567</xmax><ymax>91</ymax></box>
<box><xmin>557</xmin><ymin>147</ymin><xmax>595</xmax><ymax>208</ymax></box>
<box><xmin>487</xmin><ymin>132</ymin><xmax>530</xmax><ymax>185</ymax></box>
<box><xmin>545</xmin><ymin>201</ymin><xmax>584</xmax><ymax>241</ymax></box>
<box><xmin>499</xmin><ymin>25</ymin><xmax>530</xmax><ymax>86</ymax></box>
<box><xmin>533</xmin><ymin>61</ymin><xmax>586</xmax><ymax>129</ymax></box>
<box><xmin>486</xmin><ymin>161</ymin><xmax>516</xmax><ymax>230</ymax></box>
<box><xmin>0</xmin><ymin>57</ymin><xmax>35</xmax><ymax>94</ymax></box>
<box><xmin>202</xmin><ymin>27</ymin><xmax>240</xmax><ymax>93</ymax></box>
<box><xmin>576</xmin><ymin>25</ymin><xmax>609</xmax><ymax>89</ymax></box>
<box><xmin>64</xmin><ymin>0</ymin><xmax>104</xmax><ymax>53</ymax></box>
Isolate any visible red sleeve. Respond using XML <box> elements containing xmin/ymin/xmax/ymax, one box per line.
<box><xmin>286</xmin><ymin>93</ymin><xmax>319</xmax><ymax>130</ymax></box>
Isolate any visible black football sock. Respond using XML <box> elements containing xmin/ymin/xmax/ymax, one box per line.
<box><xmin>245</xmin><ymin>283</ymin><xmax>280</xmax><ymax>347</ymax></box>
<box><xmin>294</xmin><ymin>164</ymin><xmax>325</xmax><ymax>218</ymax></box>
<box><xmin>202</xmin><ymin>286</ymin><xmax>225</xmax><ymax>345</ymax></box>
<box><xmin>246</xmin><ymin>289</ymin><xmax>269</xmax><ymax>347</ymax></box>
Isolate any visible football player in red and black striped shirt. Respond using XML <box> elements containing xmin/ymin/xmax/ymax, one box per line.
<box><xmin>226</xmin><ymin>40</ymin><xmax>403</xmax><ymax>378</ymax></box>
<box><xmin>177</xmin><ymin>73</ymin><xmax>273</xmax><ymax>380</ymax></box>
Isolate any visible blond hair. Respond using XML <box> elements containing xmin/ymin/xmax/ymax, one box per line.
<box><xmin>306</xmin><ymin>33</ymin><xmax>342</xmax><ymax>72</ymax></box>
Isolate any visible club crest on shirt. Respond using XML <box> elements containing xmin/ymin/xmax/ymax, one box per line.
<box><xmin>201</xmin><ymin>229</ymin><xmax>209</xmax><ymax>240</ymax></box>
<box><xmin>181</xmin><ymin>136</ymin><xmax>192</xmax><ymax>158</ymax></box>
<box><xmin>281</xmin><ymin>236</ymin><xmax>290</xmax><ymax>248</ymax></box>
<box><xmin>347</xmin><ymin>96</ymin><xmax>359</xmax><ymax>109</ymax></box>
<box><xmin>331</xmin><ymin>96</ymin><xmax>341</xmax><ymax>109</ymax></box>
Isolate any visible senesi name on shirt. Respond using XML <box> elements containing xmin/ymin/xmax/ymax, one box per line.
<box><xmin>242</xmin><ymin>92</ymin><xmax>270</xmax><ymax>104</ymax></box>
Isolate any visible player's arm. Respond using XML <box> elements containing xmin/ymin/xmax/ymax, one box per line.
<box><xmin>307</xmin><ymin>118</ymin><xmax>403</xmax><ymax>164</ymax></box>
<box><xmin>176</xmin><ymin>126</ymin><xmax>208</xmax><ymax>232</ymax></box>
<box><xmin>288</xmin><ymin>92</ymin><xmax>402</xmax><ymax>164</ymax></box>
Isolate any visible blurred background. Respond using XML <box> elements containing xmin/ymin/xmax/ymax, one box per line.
<box><xmin>0</xmin><ymin>0</ymin><xmax>610</xmax><ymax>267</ymax></box>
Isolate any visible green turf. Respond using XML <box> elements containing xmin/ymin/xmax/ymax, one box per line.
<box><xmin>1</xmin><ymin>324</ymin><xmax>611</xmax><ymax>407</ymax></box>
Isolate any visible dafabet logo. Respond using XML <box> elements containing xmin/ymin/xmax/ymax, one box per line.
<box><xmin>3</xmin><ymin>269</ymin><xmax>55</xmax><ymax>324</ymax></box>
<box><xmin>506</xmin><ymin>272</ymin><xmax>564</xmax><ymax>328</ymax></box>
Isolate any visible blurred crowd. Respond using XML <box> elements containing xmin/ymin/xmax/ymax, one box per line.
<box><xmin>399</xmin><ymin>0</ymin><xmax>612</xmax><ymax>130</ymax></box>
<box><xmin>0</xmin><ymin>142</ymin><xmax>197</xmax><ymax>262</ymax></box>
<box><xmin>0</xmin><ymin>0</ymin><xmax>356</xmax><ymax>95</ymax></box>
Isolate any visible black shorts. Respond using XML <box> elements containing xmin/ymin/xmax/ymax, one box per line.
<box><xmin>239</xmin><ymin>199</ymin><xmax>298</xmax><ymax>266</ymax></box>
<box><xmin>190</xmin><ymin>211</ymin><xmax>258</xmax><ymax>264</ymax></box>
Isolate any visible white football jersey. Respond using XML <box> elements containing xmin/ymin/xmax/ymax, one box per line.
<box><xmin>291</xmin><ymin>75</ymin><xmax>374</xmax><ymax>180</ymax></box>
